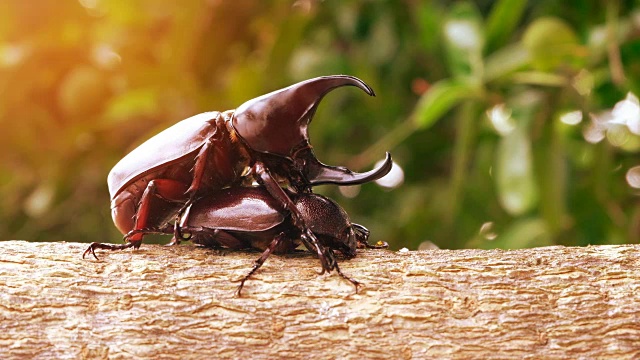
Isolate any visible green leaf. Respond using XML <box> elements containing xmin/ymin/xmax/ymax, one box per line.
<box><xmin>411</xmin><ymin>79</ymin><xmax>481</xmax><ymax>129</ymax></box>
<box><xmin>416</xmin><ymin>2</ymin><xmax>444</xmax><ymax>52</ymax></box>
<box><xmin>522</xmin><ymin>17</ymin><xmax>584</xmax><ymax>71</ymax></box>
<box><xmin>511</xmin><ymin>71</ymin><xmax>567</xmax><ymax>87</ymax></box>
<box><xmin>534</xmin><ymin>117</ymin><xmax>568</xmax><ymax>236</ymax></box>
<box><xmin>485</xmin><ymin>0</ymin><xmax>527</xmax><ymax>52</ymax></box>
<box><xmin>496</xmin><ymin>126</ymin><xmax>538</xmax><ymax>216</ymax></box>
<box><xmin>483</xmin><ymin>43</ymin><xmax>529</xmax><ymax>82</ymax></box>
<box><xmin>442</xmin><ymin>2</ymin><xmax>485</xmax><ymax>78</ymax></box>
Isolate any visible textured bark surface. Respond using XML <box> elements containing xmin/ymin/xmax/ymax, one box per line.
<box><xmin>0</xmin><ymin>240</ymin><xmax>639</xmax><ymax>359</ymax></box>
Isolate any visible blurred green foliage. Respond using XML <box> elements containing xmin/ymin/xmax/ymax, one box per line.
<box><xmin>2</xmin><ymin>0</ymin><xmax>640</xmax><ymax>250</ymax></box>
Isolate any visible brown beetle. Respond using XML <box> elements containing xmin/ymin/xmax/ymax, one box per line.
<box><xmin>84</xmin><ymin>76</ymin><xmax>392</xmax><ymax>276</ymax></box>
<box><xmin>119</xmin><ymin>186</ymin><xmax>388</xmax><ymax>296</ymax></box>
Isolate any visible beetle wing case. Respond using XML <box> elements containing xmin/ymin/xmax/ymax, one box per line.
<box><xmin>107</xmin><ymin>112</ymin><xmax>221</xmax><ymax>198</ymax></box>
<box><xmin>186</xmin><ymin>187</ymin><xmax>286</xmax><ymax>232</ymax></box>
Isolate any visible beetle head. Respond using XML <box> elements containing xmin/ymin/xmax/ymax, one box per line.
<box><xmin>232</xmin><ymin>75</ymin><xmax>392</xmax><ymax>186</ymax></box>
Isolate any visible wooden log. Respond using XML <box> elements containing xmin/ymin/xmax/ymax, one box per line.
<box><xmin>0</xmin><ymin>240</ymin><xmax>639</xmax><ymax>359</ymax></box>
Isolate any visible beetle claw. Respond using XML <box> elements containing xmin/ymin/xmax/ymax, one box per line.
<box><xmin>82</xmin><ymin>243</ymin><xmax>100</xmax><ymax>260</ymax></box>
<box><xmin>81</xmin><ymin>241</ymin><xmax>140</xmax><ymax>260</ymax></box>
<box><xmin>334</xmin><ymin>263</ymin><xmax>361</xmax><ymax>293</ymax></box>
<box><xmin>233</xmin><ymin>270</ymin><xmax>256</xmax><ymax>298</ymax></box>
<box><xmin>234</xmin><ymin>280</ymin><xmax>247</xmax><ymax>297</ymax></box>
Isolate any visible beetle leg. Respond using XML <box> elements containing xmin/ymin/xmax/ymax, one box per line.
<box><xmin>186</xmin><ymin>227</ymin><xmax>248</xmax><ymax>249</ymax></box>
<box><xmin>251</xmin><ymin>161</ymin><xmax>332</xmax><ymax>273</ymax></box>
<box><xmin>235</xmin><ymin>232</ymin><xmax>286</xmax><ymax>297</ymax></box>
<box><xmin>82</xmin><ymin>241</ymin><xmax>139</xmax><ymax>261</ymax></box>
<box><xmin>332</xmin><ymin>261</ymin><xmax>361</xmax><ymax>293</ymax></box>
<box><xmin>170</xmin><ymin>139</ymin><xmax>216</xmax><ymax>243</ymax></box>
<box><xmin>167</xmin><ymin>236</ymin><xmax>180</xmax><ymax>247</ymax></box>
<box><xmin>186</xmin><ymin>139</ymin><xmax>214</xmax><ymax>195</ymax></box>
<box><xmin>83</xmin><ymin>227</ymin><xmax>169</xmax><ymax>260</ymax></box>
<box><xmin>169</xmin><ymin>201</ymin><xmax>194</xmax><ymax>246</ymax></box>
<box><xmin>85</xmin><ymin>180</ymin><xmax>188</xmax><ymax>259</ymax></box>
<box><xmin>321</xmin><ymin>248</ymin><xmax>361</xmax><ymax>293</ymax></box>
<box><xmin>129</xmin><ymin>179</ymin><xmax>190</xmax><ymax>243</ymax></box>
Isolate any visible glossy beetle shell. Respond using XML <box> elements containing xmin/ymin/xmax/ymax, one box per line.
<box><xmin>232</xmin><ymin>75</ymin><xmax>374</xmax><ymax>157</ymax></box>
<box><xmin>186</xmin><ymin>187</ymin><xmax>286</xmax><ymax>232</ymax></box>
<box><xmin>184</xmin><ymin>186</ymin><xmax>361</xmax><ymax>258</ymax></box>
<box><xmin>108</xmin><ymin>111</ymin><xmax>224</xmax><ymax>198</ymax></box>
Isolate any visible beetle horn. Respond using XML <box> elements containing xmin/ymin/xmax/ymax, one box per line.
<box><xmin>302</xmin><ymin>150</ymin><xmax>393</xmax><ymax>186</ymax></box>
<box><xmin>232</xmin><ymin>75</ymin><xmax>375</xmax><ymax>157</ymax></box>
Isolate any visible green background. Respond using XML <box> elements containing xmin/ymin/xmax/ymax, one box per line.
<box><xmin>2</xmin><ymin>0</ymin><xmax>640</xmax><ymax>250</ymax></box>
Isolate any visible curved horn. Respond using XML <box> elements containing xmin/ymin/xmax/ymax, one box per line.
<box><xmin>232</xmin><ymin>75</ymin><xmax>375</xmax><ymax>156</ymax></box>
<box><xmin>304</xmin><ymin>152</ymin><xmax>393</xmax><ymax>186</ymax></box>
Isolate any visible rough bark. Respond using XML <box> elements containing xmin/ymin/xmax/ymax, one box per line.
<box><xmin>0</xmin><ymin>240</ymin><xmax>639</xmax><ymax>359</ymax></box>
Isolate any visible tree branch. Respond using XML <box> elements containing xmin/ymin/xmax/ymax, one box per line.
<box><xmin>0</xmin><ymin>241</ymin><xmax>639</xmax><ymax>359</ymax></box>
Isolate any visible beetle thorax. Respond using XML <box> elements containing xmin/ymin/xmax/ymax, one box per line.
<box><xmin>221</xmin><ymin>111</ymin><xmax>252</xmax><ymax>179</ymax></box>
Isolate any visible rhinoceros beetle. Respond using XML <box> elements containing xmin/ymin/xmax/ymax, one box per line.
<box><xmin>84</xmin><ymin>75</ymin><xmax>392</xmax><ymax>277</ymax></box>
<box><xmin>117</xmin><ymin>186</ymin><xmax>388</xmax><ymax>295</ymax></box>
